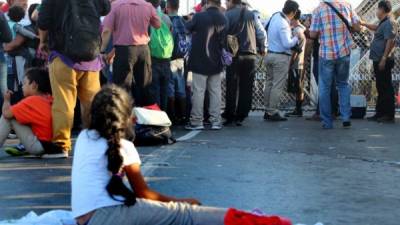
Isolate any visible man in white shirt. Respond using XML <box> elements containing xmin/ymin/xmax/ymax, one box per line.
<box><xmin>264</xmin><ymin>0</ymin><xmax>299</xmax><ymax>122</ymax></box>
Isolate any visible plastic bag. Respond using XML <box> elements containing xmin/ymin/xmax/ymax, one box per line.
<box><xmin>0</xmin><ymin>210</ymin><xmax>75</xmax><ymax>225</ymax></box>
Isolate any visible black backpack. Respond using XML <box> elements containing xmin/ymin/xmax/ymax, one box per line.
<box><xmin>134</xmin><ymin>125</ymin><xmax>176</xmax><ymax>147</ymax></box>
<box><xmin>170</xmin><ymin>16</ymin><xmax>190</xmax><ymax>60</ymax></box>
<box><xmin>62</xmin><ymin>0</ymin><xmax>101</xmax><ymax>62</ymax></box>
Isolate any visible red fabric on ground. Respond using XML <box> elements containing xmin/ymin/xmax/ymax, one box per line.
<box><xmin>224</xmin><ymin>208</ymin><xmax>292</xmax><ymax>225</ymax></box>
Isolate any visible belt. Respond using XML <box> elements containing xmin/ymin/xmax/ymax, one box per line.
<box><xmin>268</xmin><ymin>50</ymin><xmax>291</xmax><ymax>56</ymax></box>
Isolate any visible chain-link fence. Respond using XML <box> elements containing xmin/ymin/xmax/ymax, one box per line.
<box><xmin>221</xmin><ymin>0</ymin><xmax>400</xmax><ymax>112</ymax></box>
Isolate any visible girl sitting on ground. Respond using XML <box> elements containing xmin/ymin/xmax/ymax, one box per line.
<box><xmin>72</xmin><ymin>84</ymin><xmax>292</xmax><ymax>225</ymax></box>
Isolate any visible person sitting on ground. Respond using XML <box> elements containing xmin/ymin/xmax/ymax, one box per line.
<box><xmin>72</xmin><ymin>84</ymin><xmax>293</xmax><ymax>225</ymax></box>
<box><xmin>0</xmin><ymin>67</ymin><xmax>52</xmax><ymax>156</ymax></box>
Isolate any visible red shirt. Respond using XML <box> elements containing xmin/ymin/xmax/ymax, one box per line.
<box><xmin>103</xmin><ymin>0</ymin><xmax>160</xmax><ymax>46</ymax></box>
<box><xmin>11</xmin><ymin>95</ymin><xmax>53</xmax><ymax>142</ymax></box>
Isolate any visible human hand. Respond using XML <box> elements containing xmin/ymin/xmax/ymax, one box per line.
<box><xmin>179</xmin><ymin>198</ymin><xmax>201</xmax><ymax>205</ymax></box>
<box><xmin>379</xmin><ymin>58</ymin><xmax>386</xmax><ymax>71</ymax></box>
<box><xmin>4</xmin><ymin>90</ymin><xmax>13</xmax><ymax>102</ymax></box>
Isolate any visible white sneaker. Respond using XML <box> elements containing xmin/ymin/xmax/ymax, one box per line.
<box><xmin>7</xmin><ymin>133</ymin><xmax>17</xmax><ymax>139</ymax></box>
<box><xmin>185</xmin><ymin>124</ymin><xmax>205</xmax><ymax>131</ymax></box>
<box><xmin>211</xmin><ymin>124</ymin><xmax>223</xmax><ymax>130</ymax></box>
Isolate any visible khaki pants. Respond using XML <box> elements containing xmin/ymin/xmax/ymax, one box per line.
<box><xmin>264</xmin><ymin>53</ymin><xmax>291</xmax><ymax>115</ymax></box>
<box><xmin>0</xmin><ymin>116</ymin><xmax>44</xmax><ymax>155</ymax></box>
<box><xmin>49</xmin><ymin>57</ymin><xmax>100</xmax><ymax>151</ymax></box>
<box><xmin>190</xmin><ymin>73</ymin><xmax>222</xmax><ymax>126</ymax></box>
<box><xmin>88</xmin><ymin>199</ymin><xmax>227</xmax><ymax>225</ymax></box>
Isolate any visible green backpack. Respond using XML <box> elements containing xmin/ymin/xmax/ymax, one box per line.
<box><xmin>150</xmin><ymin>12</ymin><xmax>174</xmax><ymax>59</ymax></box>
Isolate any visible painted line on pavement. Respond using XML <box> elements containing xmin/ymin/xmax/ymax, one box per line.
<box><xmin>141</xmin><ymin>130</ymin><xmax>202</xmax><ymax>177</ymax></box>
<box><xmin>176</xmin><ymin>130</ymin><xmax>202</xmax><ymax>142</ymax></box>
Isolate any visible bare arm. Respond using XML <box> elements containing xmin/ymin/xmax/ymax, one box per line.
<box><xmin>361</xmin><ymin>21</ymin><xmax>378</xmax><ymax>31</ymax></box>
<box><xmin>2</xmin><ymin>91</ymin><xmax>14</xmax><ymax>119</ymax></box>
<box><xmin>101</xmin><ymin>28</ymin><xmax>112</xmax><ymax>53</ymax></box>
<box><xmin>4</xmin><ymin>34</ymin><xmax>26</xmax><ymax>52</ymax></box>
<box><xmin>309</xmin><ymin>31</ymin><xmax>318</xmax><ymax>40</ymax></box>
<box><xmin>125</xmin><ymin>164</ymin><xmax>200</xmax><ymax>205</ymax></box>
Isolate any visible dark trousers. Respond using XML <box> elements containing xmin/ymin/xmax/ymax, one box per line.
<box><xmin>150</xmin><ymin>59</ymin><xmax>171</xmax><ymax>111</ymax></box>
<box><xmin>373</xmin><ymin>59</ymin><xmax>395</xmax><ymax>118</ymax></box>
<box><xmin>112</xmin><ymin>45</ymin><xmax>152</xmax><ymax>106</ymax></box>
<box><xmin>224</xmin><ymin>54</ymin><xmax>257</xmax><ymax>120</ymax></box>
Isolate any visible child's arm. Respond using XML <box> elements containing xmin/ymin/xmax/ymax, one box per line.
<box><xmin>15</xmin><ymin>24</ymin><xmax>38</xmax><ymax>40</ymax></box>
<box><xmin>4</xmin><ymin>34</ymin><xmax>25</xmax><ymax>52</ymax></box>
<box><xmin>125</xmin><ymin>163</ymin><xmax>201</xmax><ymax>205</ymax></box>
<box><xmin>2</xmin><ymin>91</ymin><xmax>14</xmax><ymax>119</ymax></box>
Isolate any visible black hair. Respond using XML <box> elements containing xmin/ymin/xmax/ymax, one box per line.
<box><xmin>28</xmin><ymin>3</ymin><xmax>39</xmax><ymax>23</ymax></box>
<box><xmin>89</xmin><ymin>85</ymin><xmax>136</xmax><ymax>206</ymax></box>
<box><xmin>167</xmin><ymin>0</ymin><xmax>179</xmax><ymax>10</ymax></box>
<box><xmin>8</xmin><ymin>5</ymin><xmax>25</xmax><ymax>23</ymax></box>
<box><xmin>160</xmin><ymin>0</ymin><xmax>166</xmax><ymax>10</ymax></box>
<box><xmin>207</xmin><ymin>0</ymin><xmax>221</xmax><ymax>6</ymax></box>
<box><xmin>25</xmin><ymin>68</ymin><xmax>52</xmax><ymax>94</ymax></box>
<box><xmin>294</xmin><ymin>9</ymin><xmax>301</xmax><ymax>20</ymax></box>
<box><xmin>231</xmin><ymin>0</ymin><xmax>242</xmax><ymax>5</ymax></box>
<box><xmin>282</xmin><ymin>0</ymin><xmax>299</xmax><ymax>15</ymax></box>
<box><xmin>148</xmin><ymin>0</ymin><xmax>161</xmax><ymax>8</ymax></box>
<box><xmin>378</xmin><ymin>0</ymin><xmax>392</xmax><ymax>13</ymax></box>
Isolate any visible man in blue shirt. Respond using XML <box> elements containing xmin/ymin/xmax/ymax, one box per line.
<box><xmin>264</xmin><ymin>0</ymin><xmax>299</xmax><ymax>122</ymax></box>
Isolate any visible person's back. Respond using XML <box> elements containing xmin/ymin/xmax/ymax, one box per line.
<box><xmin>38</xmin><ymin>0</ymin><xmax>110</xmax><ymax>55</ymax></box>
<box><xmin>186</xmin><ymin>6</ymin><xmax>227</xmax><ymax>75</ymax></box>
<box><xmin>311</xmin><ymin>0</ymin><xmax>359</xmax><ymax>60</ymax></box>
<box><xmin>309</xmin><ymin>0</ymin><xmax>360</xmax><ymax>129</ymax></box>
<box><xmin>225</xmin><ymin>7</ymin><xmax>256</xmax><ymax>54</ymax></box>
<box><xmin>105</xmin><ymin>0</ymin><xmax>160</xmax><ymax>46</ymax></box>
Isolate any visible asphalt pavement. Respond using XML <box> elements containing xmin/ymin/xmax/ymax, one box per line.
<box><xmin>0</xmin><ymin>113</ymin><xmax>399</xmax><ymax>225</ymax></box>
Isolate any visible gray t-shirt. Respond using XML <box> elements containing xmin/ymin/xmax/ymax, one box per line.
<box><xmin>370</xmin><ymin>17</ymin><xmax>397</xmax><ymax>62</ymax></box>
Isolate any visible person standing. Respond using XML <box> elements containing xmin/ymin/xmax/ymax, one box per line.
<box><xmin>223</xmin><ymin>0</ymin><xmax>266</xmax><ymax>126</ymax></box>
<box><xmin>101</xmin><ymin>0</ymin><xmax>161</xmax><ymax>107</ymax></box>
<box><xmin>286</xmin><ymin>10</ymin><xmax>306</xmax><ymax>117</ymax></box>
<box><xmin>38</xmin><ymin>0</ymin><xmax>111</xmax><ymax>158</ymax></box>
<box><xmin>264</xmin><ymin>0</ymin><xmax>299</xmax><ymax>122</ymax></box>
<box><xmin>148</xmin><ymin>0</ymin><xmax>173</xmax><ymax>111</ymax></box>
<box><xmin>0</xmin><ymin>11</ymin><xmax>11</xmax><ymax>96</ymax></box>
<box><xmin>310</xmin><ymin>0</ymin><xmax>361</xmax><ymax>129</ymax></box>
<box><xmin>166</xmin><ymin>0</ymin><xmax>189</xmax><ymax>124</ymax></box>
<box><xmin>185</xmin><ymin>0</ymin><xmax>227</xmax><ymax>131</ymax></box>
<box><xmin>362</xmin><ymin>0</ymin><xmax>397</xmax><ymax>123</ymax></box>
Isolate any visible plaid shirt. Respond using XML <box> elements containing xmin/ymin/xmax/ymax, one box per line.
<box><xmin>310</xmin><ymin>1</ymin><xmax>360</xmax><ymax>60</ymax></box>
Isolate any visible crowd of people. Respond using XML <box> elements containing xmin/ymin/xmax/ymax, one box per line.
<box><xmin>0</xmin><ymin>0</ymin><xmax>396</xmax><ymax>157</ymax></box>
<box><xmin>0</xmin><ymin>0</ymin><xmax>397</xmax><ymax>224</ymax></box>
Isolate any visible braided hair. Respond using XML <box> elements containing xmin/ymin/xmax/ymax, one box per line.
<box><xmin>89</xmin><ymin>85</ymin><xmax>136</xmax><ymax>206</ymax></box>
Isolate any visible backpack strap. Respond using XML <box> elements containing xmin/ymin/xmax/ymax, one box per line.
<box><xmin>324</xmin><ymin>1</ymin><xmax>353</xmax><ymax>33</ymax></box>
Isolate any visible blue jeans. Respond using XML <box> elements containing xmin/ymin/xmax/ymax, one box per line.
<box><xmin>0</xmin><ymin>61</ymin><xmax>7</xmax><ymax>95</ymax></box>
<box><xmin>168</xmin><ymin>59</ymin><xmax>186</xmax><ymax>98</ymax></box>
<box><xmin>319</xmin><ymin>56</ymin><xmax>352</xmax><ymax>128</ymax></box>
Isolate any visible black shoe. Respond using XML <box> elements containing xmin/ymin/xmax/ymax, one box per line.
<box><xmin>223</xmin><ymin>119</ymin><xmax>234</xmax><ymax>126</ymax></box>
<box><xmin>285</xmin><ymin>110</ymin><xmax>303</xmax><ymax>117</ymax></box>
<box><xmin>367</xmin><ymin>114</ymin><xmax>380</xmax><ymax>121</ymax></box>
<box><xmin>236</xmin><ymin>119</ymin><xmax>244</xmax><ymax>126</ymax></box>
<box><xmin>377</xmin><ymin>116</ymin><xmax>395</xmax><ymax>123</ymax></box>
<box><xmin>263</xmin><ymin>112</ymin><xmax>270</xmax><ymax>120</ymax></box>
<box><xmin>267</xmin><ymin>113</ymin><xmax>288</xmax><ymax>122</ymax></box>
<box><xmin>41</xmin><ymin>143</ymin><xmax>69</xmax><ymax>159</ymax></box>
<box><xmin>343</xmin><ymin>121</ymin><xmax>352</xmax><ymax>129</ymax></box>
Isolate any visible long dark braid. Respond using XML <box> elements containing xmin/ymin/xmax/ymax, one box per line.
<box><xmin>89</xmin><ymin>85</ymin><xmax>136</xmax><ymax>206</ymax></box>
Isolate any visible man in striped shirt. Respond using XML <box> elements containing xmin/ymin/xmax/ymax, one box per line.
<box><xmin>310</xmin><ymin>0</ymin><xmax>361</xmax><ymax>129</ymax></box>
